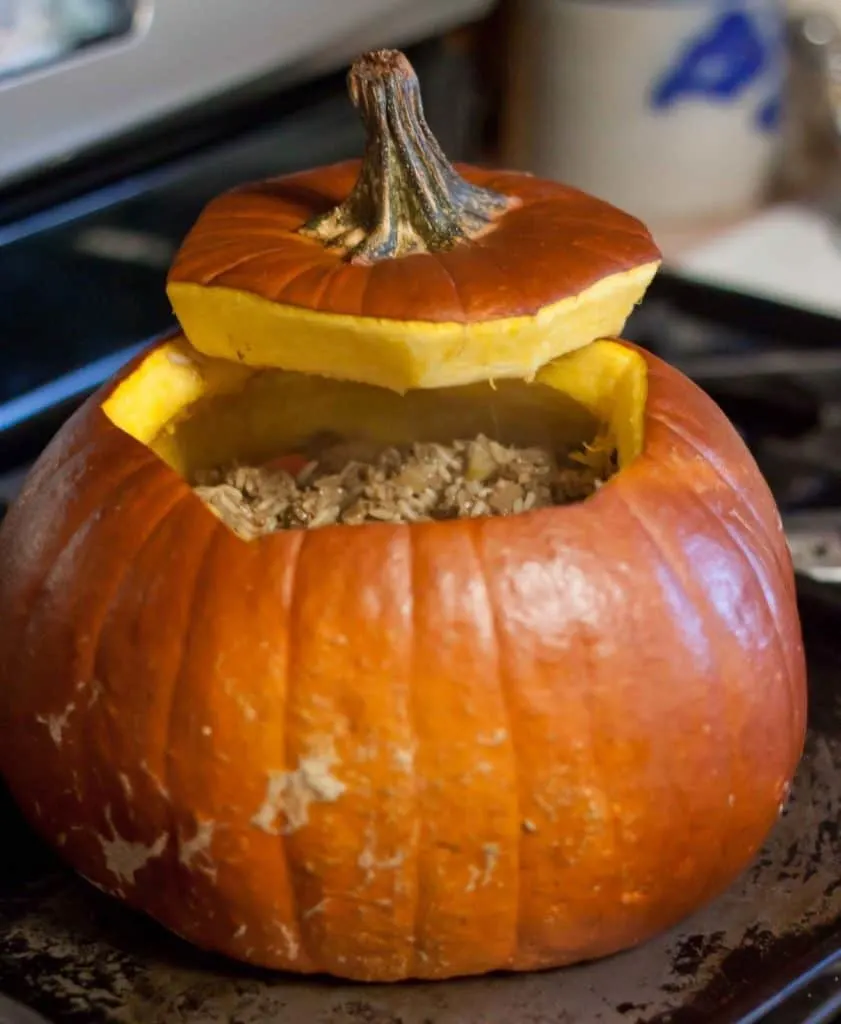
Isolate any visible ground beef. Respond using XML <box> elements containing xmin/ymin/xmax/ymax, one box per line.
<box><xmin>193</xmin><ymin>434</ymin><xmax>615</xmax><ymax>538</ymax></box>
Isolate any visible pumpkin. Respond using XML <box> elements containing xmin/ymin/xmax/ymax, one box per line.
<box><xmin>0</xmin><ymin>49</ymin><xmax>805</xmax><ymax>984</ymax></box>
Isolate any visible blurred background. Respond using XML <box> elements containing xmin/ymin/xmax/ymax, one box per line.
<box><xmin>2</xmin><ymin>0</ymin><xmax>841</xmax><ymax>581</ymax></box>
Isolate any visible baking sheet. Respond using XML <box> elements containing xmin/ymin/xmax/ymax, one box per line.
<box><xmin>0</xmin><ymin>614</ymin><xmax>840</xmax><ymax>1024</ymax></box>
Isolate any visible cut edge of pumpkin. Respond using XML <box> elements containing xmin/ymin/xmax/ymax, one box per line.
<box><xmin>102</xmin><ymin>334</ymin><xmax>647</xmax><ymax>485</ymax></box>
<box><xmin>166</xmin><ymin>261</ymin><xmax>659</xmax><ymax>393</ymax></box>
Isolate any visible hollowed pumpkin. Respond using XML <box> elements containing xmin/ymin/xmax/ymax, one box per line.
<box><xmin>0</xmin><ymin>49</ymin><xmax>805</xmax><ymax>984</ymax></box>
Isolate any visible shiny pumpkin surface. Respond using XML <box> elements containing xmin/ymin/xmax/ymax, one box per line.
<box><xmin>0</xmin><ymin>336</ymin><xmax>806</xmax><ymax>982</ymax></box>
<box><xmin>168</xmin><ymin>160</ymin><xmax>659</xmax><ymax>324</ymax></box>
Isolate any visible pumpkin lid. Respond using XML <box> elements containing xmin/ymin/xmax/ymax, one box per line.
<box><xmin>167</xmin><ymin>50</ymin><xmax>661</xmax><ymax>393</ymax></box>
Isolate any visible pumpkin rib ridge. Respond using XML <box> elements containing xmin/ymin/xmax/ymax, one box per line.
<box><xmin>612</xmin><ymin>485</ymin><xmax>734</xmax><ymax>902</ymax></box>
<box><xmin>647</xmin><ymin>441</ymin><xmax>801</xmax><ymax>775</ymax></box>
<box><xmin>307</xmin><ymin>259</ymin><xmax>348</xmax><ymax>315</ymax></box>
<box><xmin>203</xmin><ymin>247</ymin><xmax>319</xmax><ymax>289</ymax></box>
<box><xmin>469</xmin><ymin>522</ymin><xmax>520</xmax><ymax>966</ymax></box>
<box><xmin>471</xmin><ymin>241</ymin><xmax>534</xmax><ymax>320</ymax></box>
<box><xmin>356</xmin><ymin>257</ymin><xmax>385</xmax><ymax>324</ymax></box>
<box><xmin>576</xmin><ymin>553</ymin><xmax>626</xmax><ymax>941</ymax></box>
<box><xmin>316</xmin><ymin>262</ymin><xmax>364</xmax><ymax>319</ymax></box>
<box><xmin>161</xmin><ymin>513</ymin><xmax>226</xmax><ymax>902</ymax></box>
<box><xmin>21</xmin><ymin>419</ymin><xmax>142</xmax><ymax>503</ymax></box>
<box><xmin>60</xmin><ymin>483</ymin><xmax>190</xmax><ymax>879</ymax></box>
<box><xmin>86</xmin><ymin>488</ymin><xmax>194</xmax><ymax>679</ymax></box>
<box><xmin>670</xmin><ymin>477</ymin><xmax>802</xmax><ymax>841</ymax></box>
<box><xmin>569</xmin><ymin>236</ymin><xmax>630</xmax><ymax>270</ymax></box>
<box><xmin>90</xmin><ymin>491</ymin><xmax>201</xmax><ymax>810</ymax></box>
<box><xmin>651</xmin><ymin>408</ymin><xmax>790</xmax><ymax>584</ymax></box>
<box><xmin>647</xmin><ymin>411</ymin><xmax>800</xmax><ymax>722</ymax></box>
<box><xmin>280</xmin><ymin>528</ymin><xmax>311</xmax><ymax>970</ymax></box>
<box><xmin>421</xmin><ymin>257</ymin><xmax>469</xmax><ymax>325</ymax></box>
<box><xmin>405</xmin><ymin>524</ymin><xmax>423</xmax><ymax>977</ymax></box>
<box><xmin>648</xmin><ymin>403</ymin><xmax>794</xmax><ymax>608</ymax></box>
<box><xmin>15</xmin><ymin>460</ymin><xmax>177</xmax><ymax>707</ymax></box>
<box><xmin>3</xmin><ymin>454</ymin><xmax>160</xmax><ymax>683</ymax></box>
<box><xmin>265</xmin><ymin>256</ymin><xmax>347</xmax><ymax>306</ymax></box>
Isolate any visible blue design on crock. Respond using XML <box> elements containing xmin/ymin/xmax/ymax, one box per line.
<box><xmin>650</xmin><ymin>5</ymin><xmax>781</xmax><ymax>131</ymax></box>
<box><xmin>755</xmin><ymin>92</ymin><xmax>781</xmax><ymax>130</ymax></box>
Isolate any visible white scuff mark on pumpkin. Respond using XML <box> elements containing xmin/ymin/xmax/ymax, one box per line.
<box><xmin>477</xmin><ymin>728</ymin><xmax>507</xmax><ymax>747</ymax></box>
<box><xmin>236</xmin><ymin>694</ymin><xmax>258</xmax><ymax>722</ymax></box>
<box><xmin>355</xmin><ymin>741</ymin><xmax>378</xmax><ymax>763</ymax></box>
<box><xmin>251</xmin><ymin>737</ymin><xmax>346</xmax><ymax>835</ymax></box>
<box><xmin>118</xmin><ymin>774</ymin><xmax>133</xmax><ymax>800</ymax></box>
<box><xmin>276</xmin><ymin>923</ymin><xmax>300</xmax><ymax>961</ymax></box>
<box><xmin>391</xmin><ymin>745</ymin><xmax>415</xmax><ymax>772</ymax></box>
<box><xmin>357</xmin><ymin>826</ymin><xmax>406</xmax><ymax>884</ymax></box>
<box><xmin>522</xmin><ymin>819</ymin><xmax>537</xmax><ymax>834</ymax></box>
<box><xmin>465</xmin><ymin>843</ymin><xmax>500</xmax><ymax>893</ymax></box>
<box><xmin>303</xmin><ymin>899</ymin><xmax>327</xmax><ymax>920</ymax></box>
<box><xmin>533</xmin><ymin>793</ymin><xmax>557</xmax><ymax>822</ymax></box>
<box><xmin>76</xmin><ymin>677</ymin><xmax>103</xmax><ymax>707</ymax></box>
<box><xmin>621</xmin><ymin>890</ymin><xmax>647</xmax><ymax>906</ymax></box>
<box><xmin>36</xmin><ymin>701</ymin><xmax>76</xmax><ymax>747</ymax></box>
<box><xmin>97</xmin><ymin>807</ymin><xmax>168</xmax><ymax>889</ymax></box>
<box><xmin>178</xmin><ymin>820</ymin><xmax>216</xmax><ymax>877</ymax></box>
<box><xmin>140</xmin><ymin>760</ymin><xmax>169</xmax><ymax>800</ymax></box>
<box><xmin>585</xmin><ymin>786</ymin><xmax>609</xmax><ymax>823</ymax></box>
<box><xmin>222</xmin><ymin>676</ymin><xmax>260</xmax><ymax>723</ymax></box>
<box><xmin>234</xmin><ymin>924</ymin><xmax>247</xmax><ymax>939</ymax></box>
<box><xmin>201</xmin><ymin>726</ymin><xmax>213</xmax><ymax>737</ymax></box>
<box><xmin>475</xmin><ymin>761</ymin><xmax>493</xmax><ymax>775</ymax></box>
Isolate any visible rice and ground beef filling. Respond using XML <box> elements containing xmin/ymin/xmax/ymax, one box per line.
<box><xmin>193</xmin><ymin>434</ymin><xmax>617</xmax><ymax>537</ymax></box>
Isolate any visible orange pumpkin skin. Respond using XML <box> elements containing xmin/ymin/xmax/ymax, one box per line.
<box><xmin>0</xmin><ymin>338</ymin><xmax>805</xmax><ymax>982</ymax></box>
<box><xmin>167</xmin><ymin>161</ymin><xmax>659</xmax><ymax>324</ymax></box>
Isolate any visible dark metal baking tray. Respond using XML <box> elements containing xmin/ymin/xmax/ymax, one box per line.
<box><xmin>0</xmin><ymin>580</ymin><xmax>839</xmax><ymax>1024</ymax></box>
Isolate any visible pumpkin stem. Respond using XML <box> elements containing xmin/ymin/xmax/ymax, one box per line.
<box><xmin>299</xmin><ymin>49</ymin><xmax>515</xmax><ymax>264</ymax></box>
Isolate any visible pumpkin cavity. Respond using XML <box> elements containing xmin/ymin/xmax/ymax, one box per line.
<box><xmin>191</xmin><ymin>433</ymin><xmax>616</xmax><ymax>537</ymax></box>
<box><xmin>102</xmin><ymin>335</ymin><xmax>647</xmax><ymax>537</ymax></box>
